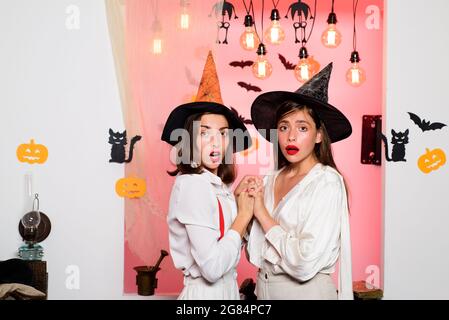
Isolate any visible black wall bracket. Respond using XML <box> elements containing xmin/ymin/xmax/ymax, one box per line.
<box><xmin>361</xmin><ymin>115</ymin><xmax>382</xmax><ymax>166</ymax></box>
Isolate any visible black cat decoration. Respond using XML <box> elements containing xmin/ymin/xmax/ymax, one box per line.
<box><xmin>381</xmin><ymin>129</ymin><xmax>409</xmax><ymax>162</ymax></box>
<box><xmin>284</xmin><ymin>0</ymin><xmax>315</xmax><ymax>43</ymax></box>
<box><xmin>209</xmin><ymin>0</ymin><xmax>238</xmax><ymax>44</ymax></box>
<box><xmin>109</xmin><ymin>129</ymin><xmax>142</xmax><ymax>164</ymax></box>
<box><xmin>408</xmin><ymin>112</ymin><xmax>447</xmax><ymax>132</ymax></box>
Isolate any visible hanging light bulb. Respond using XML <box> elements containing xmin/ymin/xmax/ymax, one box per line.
<box><xmin>294</xmin><ymin>46</ymin><xmax>319</xmax><ymax>83</ymax></box>
<box><xmin>321</xmin><ymin>13</ymin><xmax>342</xmax><ymax>48</ymax></box>
<box><xmin>321</xmin><ymin>0</ymin><xmax>342</xmax><ymax>48</ymax></box>
<box><xmin>307</xmin><ymin>56</ymin><xmax>321</xmax><ymax>75</ymax></box>
<box><xmin>346</xmin><ymin>51</ymin><xmax>366</xmax><ymax>87</ymax></box>
<box><xmin>151</xmin><ymin>19</ymin><xmax>163</xmax><ymax>55</ymax></box>
<box><xmin>179</xmin><ymin>0</ymin><xmax>190</xmax><ymax>30</ymax></box>
<box><xmin>252</xmin><ymin>43</ymin><xmax>272</xmax><ymax>79</ymax></box>
<box><xmin>152</xmin><ymin>37</ymin><xmax>162</xmax><ymax>55</ymax></box>
<box><xmin>347</xmin><ymin>0</ymin><xmax>366</xmax><ymax>87</ymax></box>
<box><xmin>240</xmin><ymin>14</ymin><xmax>260</xmax><ymax>51</ymax></box>
<box><xmin>264</xmin><ymin>9</ymin><xmax>285</xmax><ymax>45</ymax></box>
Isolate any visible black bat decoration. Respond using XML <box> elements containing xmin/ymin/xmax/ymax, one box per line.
<box><xmin>408</xmin><ymin>112</ymin><xmax>447</xmax><ymax>132</ymax></box>
<box><xmin>230</xmin><ymin>107</ymin><xmax>253</xmax><ymax>125</ymax></box>
<box><xmin>237</xmin><ymin>82</ymin><xmax>262</xmax><ymax>93</ymax></box>
<box><xmin>229</xmin><ymin>60</ymin><xmax>254</xmax><ymax>69</ymax></box>
<box><xmin>278</xmin><ymin>54</ymin><xmax>295</xmax><ymax>70</ymax></box>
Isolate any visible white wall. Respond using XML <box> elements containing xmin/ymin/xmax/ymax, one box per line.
<box><xmin>2</xmin><ymin>0</ymin><xmax>449</xmax><ymax>300</ymax></box>
<box><xmin>383</xmin><ymin>0</ymin><xmax>449</xmax><ymax>299</ymax></box>
<box><xmin>0</xmin><ymin>0</ymin><xmax>125</xmax><ymax>299</ymax></box>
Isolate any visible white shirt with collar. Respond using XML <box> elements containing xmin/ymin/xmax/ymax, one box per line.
<box><xmin>246</xmin><ymin>163</ymin><xmax>353</xmax><ymax>300</ymax></box>
<box><xmin>167</xmin><ymin>169</ymin><xmax>242</xmax><ymax>284</ymax></box>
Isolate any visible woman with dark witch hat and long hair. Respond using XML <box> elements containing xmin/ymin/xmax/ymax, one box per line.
<box><xmin>161</xmin><ymin>52</ymin><xmax>256</xmax><ymax>300</ymax></box>
<box><xmin>244</xmin><ymin>63</ymin><xmax>354</xmax><ymax>300</ymax></box>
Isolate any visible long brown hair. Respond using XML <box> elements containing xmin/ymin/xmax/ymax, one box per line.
<box><xmin>274</xmin><ymin>100</ymin><xmax>350</xmax><ymax>204</ymax></box>
<box><xmin>167</xmin><ymin>112</ymin><xmax>236</xmax><ymax>184</ymax></box>
<box><xmin>275</xmin><ymin>101</ymin><xmax>337</xmax><ymax>170</ymax></box>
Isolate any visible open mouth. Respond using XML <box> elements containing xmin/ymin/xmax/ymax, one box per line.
<box><xmin>285</xmin><ymin>145</ymin><xmax>300</xmax><ymax>155</ymax></box>
<box><xmin>209</xmin><ymin>151</ymin><xmax>221</xmax><ymax>163</ymax></box>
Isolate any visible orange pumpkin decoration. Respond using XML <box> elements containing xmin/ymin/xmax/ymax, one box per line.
<box><xmin>16</xmin><ymin>139</ymin><xmax>48</xmax><ymax>164</ymax></box>
<box><xmin>115</xmin><ymin>177</ymin><xmax>146</xmax><ymax>198</ymax></box>
<box><xmin>418</xmin><ymin>148</ymin><xmax>446</xmax><ymax>174</ymax></box>
<box><xmin>240</xmin><ymin>136</ymin><xmax>260</xmax><ymax>157</ymax></box>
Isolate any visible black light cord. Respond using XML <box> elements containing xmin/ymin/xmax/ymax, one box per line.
<box><xmin>353</xmin><ymin>0</ymin><xmax>359</xmax><ymax>51</ymax></box>
<box><xmin>331</xmin><ymin>0</ymin><xmax>335</xmax><ymax>13</ymax></box>
<box><xmin>251</xmin><ymin>0</ymin><xmax>264</xmax><ymax>43</ymax></box>
<box><xmin>271</xmin><ymin>0</ymin><xmax>280</xmax><ymax>9</ymax></box>
<box><xmin>257</xmin><ymin>0</ymin><xmax>265</xmax><ymax>39</ymax></box>
<box><xmin>304</xmin><ymin>0</ymin><xmax>317</xmax><ymax>45</ymax></box>
<box><xmin>242</xmin><ymin>0</ymin><xmax>251</xmax><ymax>14</ymax></box>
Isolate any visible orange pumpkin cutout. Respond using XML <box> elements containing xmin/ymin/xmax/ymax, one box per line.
<box><xmin>115</xmin><ymin>177</ymin><xmax>146</xmax><ymax>198</ymax></box>
<box><xmin>240</xmin><ymin>136</ymin><xmax>260</xmax><ymax>157</ymax></box>
<box><xmin>16</xmin><ymin>139</ymin><xmax>48</xmax><ymax>164</ymax></box>
<box><xmin>418</xmin><ymin>148</ymin><xmax>446</xmax><ymax>174</ymax></box>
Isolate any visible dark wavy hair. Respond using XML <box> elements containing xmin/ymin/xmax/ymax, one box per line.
<box><xmin>275</xmin><ymin>101</ymin><xmax>337</xmax><ymax>171</ymax></box>
<box><xmin>274</xmin><ymin>100</ymin><xmax>350</xmax><ymax>206</ymax></box>
<box><xmin>167</xmin><ymin>112</ymin><xmax>236</xmax><ymax>184</ymax></box>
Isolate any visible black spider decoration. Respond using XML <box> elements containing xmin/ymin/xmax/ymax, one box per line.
<box><xmin>284</xmin><ymin>0</ymin><xmax>315</xmax><ymax>44</ymax></box>
<box><xmin>209</xmin><ymin>0</ymin><xmax>238</xmax><ymax>44</ymax></box>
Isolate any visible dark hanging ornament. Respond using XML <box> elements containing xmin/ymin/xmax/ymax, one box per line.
<box><xmin>284</xmin><ymin>0</ymin><xmax>315</xmax><ymax>44</ymax></box>
<box><xmin>209</xmin><ymin>0</ymin><xmax>238</xmax><ymax>44</ymax></box>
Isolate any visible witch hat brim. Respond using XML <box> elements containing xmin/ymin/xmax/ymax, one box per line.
<box><xmin>251</xmin><ymin>91</ymin><xmax>352</xmax><ymax>143</ymax></box>
<box><xmin>251</xmin><ymin>63</ymin><xmax>352</xmax><ymax>143</ymax></box>
<box><xmin>161</xmin><ymin>51</ymin><xmax>252</xmax><ymax>152</ymax></box>
<box><xmin>161</xmin><ymin>101</ymin><xmax>251</xmax><ymax>152</ymax></box>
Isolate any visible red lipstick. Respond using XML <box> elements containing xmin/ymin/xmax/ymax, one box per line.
<box><xmin>286</xmin><ymin>145</ymin><xmax>299</xmax><ymax>155</ymax></box>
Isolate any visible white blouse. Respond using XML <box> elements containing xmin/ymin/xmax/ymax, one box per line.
<box><xmin>167</xmin><ymin>169</ymin><xmax>242</xmax><ymax>283</ymax></box>
<box><xmin>246</xmin><ymin>163</ymin><xmax>353</xmax><ymax>300</ymax></box>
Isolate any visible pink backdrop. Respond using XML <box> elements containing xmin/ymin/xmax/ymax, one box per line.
<box><xmin>123</xmin><ymin>0</ymin><xmax>384</xmax><ymax>294</ymax></box>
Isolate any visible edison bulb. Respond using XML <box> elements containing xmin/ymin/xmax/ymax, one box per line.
<box><xmin>264</xmin><ymin>20</ymin><xmax>285</xmax><ymax>45</ymax></box>
<box><xmin>151</xmin><ymin>19</ymin><xmax>163</xmax><ymax>55</ymax></box>
<box><xmin>252</xmin><ymin>45</ymin><xmax>272</xmax><ymax>80</ymax></box>
<box><xmin>252</xmin><ymin>56</ymin><xmax>272</xmax><ymax>79</ymax></box>
<box><xmin>346</xmin><ymin>62</ymin><xmax>366</xmax><ymax>87</ymax></box>
<box><xmin>152</xmin><ymin>37</ymin><xmax>162</xmax><ymax>55</ymax></box>
<box><xmin>307</xmin><ymin>56</ymin><xmax>321</xmax><ymax>75</ymax></box>
<box><xmin>321</xmin><ymin>24</ymin><xmax>342</xmax><ymax>48</ymax></box>
<box><xmin>294</xmin><ymin>57</ymin><xmax>320</xmax><ymax>83</ymax></box>
<box><xmin>180</xmin><ymin>12</ymin><xmax>189</xmax><ymax>30</ymax></box>
<box><xmin>294</xmin><ymin>59</ymin><xmax>312</xmax><ymax>83</ymax></box>
<box><xmin>240</xmin><ymin>26</ymin><xmax>259</xmax><ymax>51</ymax></box>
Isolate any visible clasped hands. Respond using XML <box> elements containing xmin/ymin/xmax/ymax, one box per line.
<box><xmin>233</xmin><ymin>176</ymin><xmax>278</xmax><ymax>234</ymax></box>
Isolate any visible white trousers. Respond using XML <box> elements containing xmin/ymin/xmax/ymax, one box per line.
<box><xmin>256</xmin><ymin>269</ymin><xmax>338</xmax><ymax>300</ymax></box>
<box><xmin>178</xmin><ymin>269</ymin><xmax>240</xmax><ymax>300</ymax></box>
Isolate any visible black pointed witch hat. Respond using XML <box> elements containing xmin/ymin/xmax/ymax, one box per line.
<box><xmin>250</xmin><ymin>63</ymin><xmax>352</xmax><ymax>143</ymax></box>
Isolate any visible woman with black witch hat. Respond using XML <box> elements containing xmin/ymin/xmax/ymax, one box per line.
<box><xmin>244</xmin><ymin>63</ymin><xmax>354</xmax><ymax>300</ymax></box>
<box><xmin>161</xmin><ymin>52</ymin><xmax>256</xmax><ymax>300</ymax></box>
